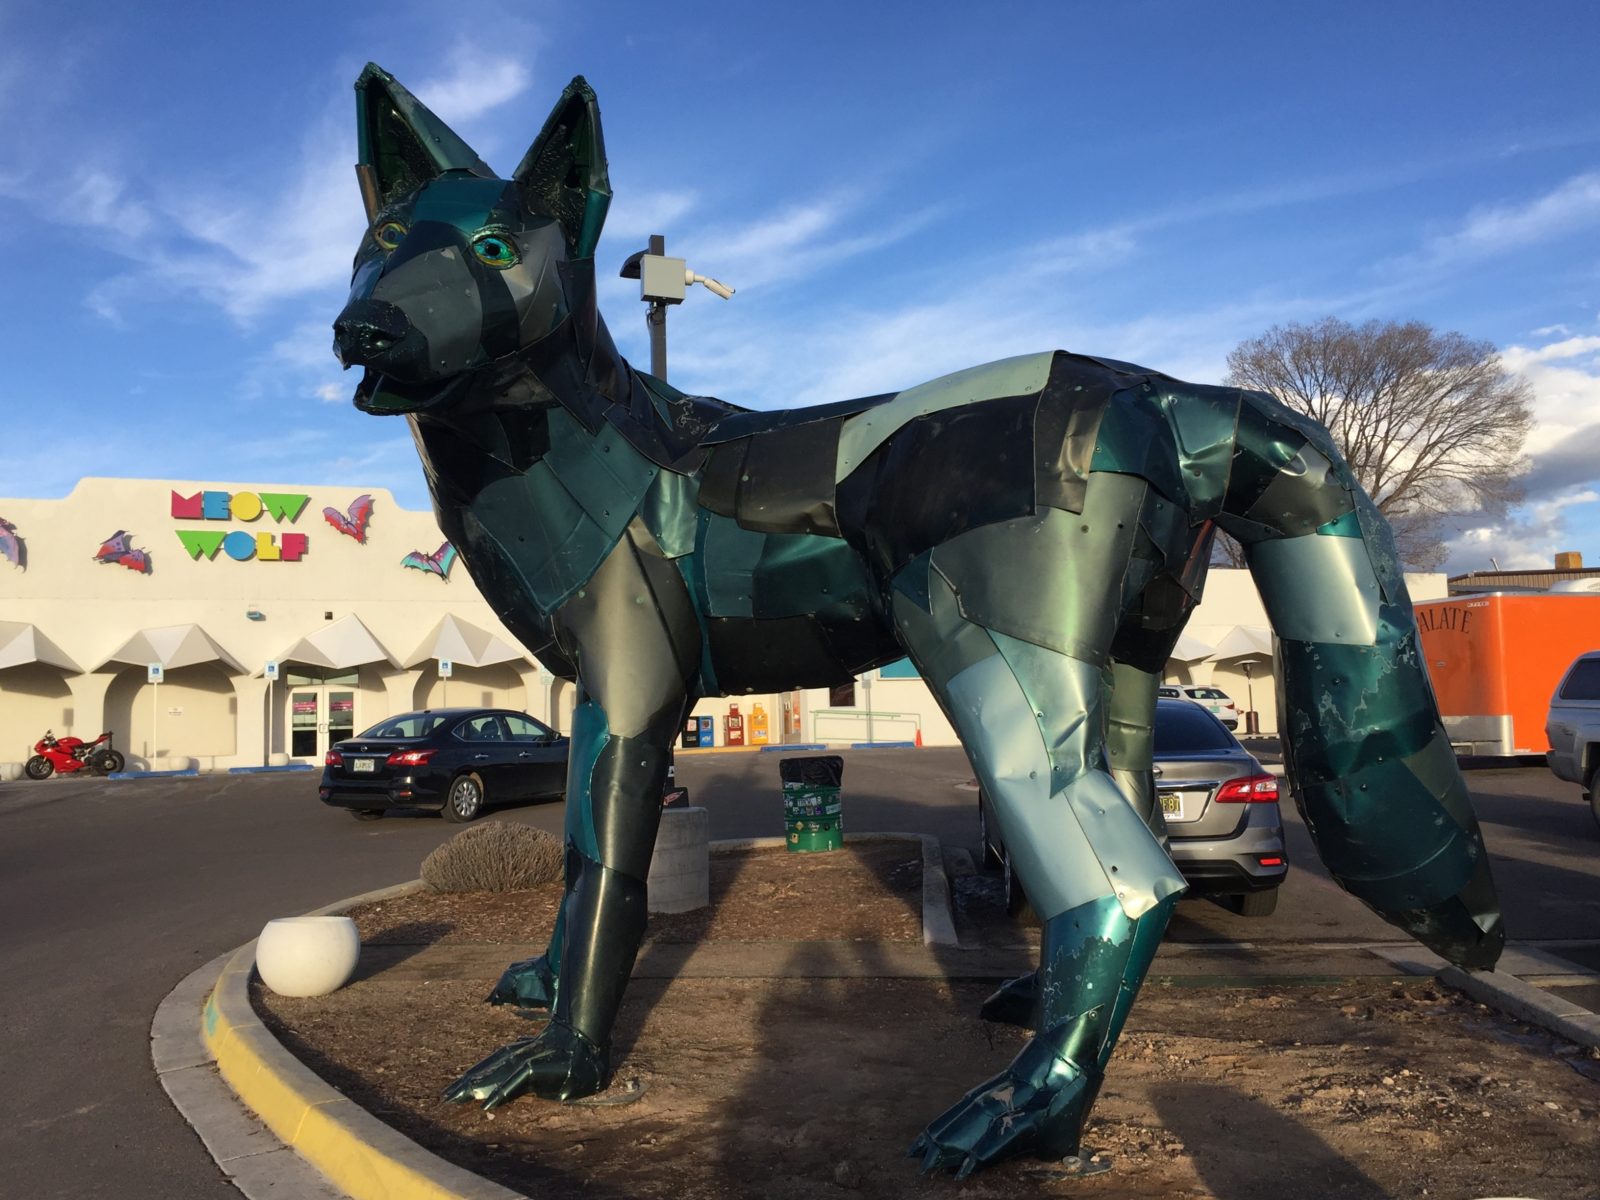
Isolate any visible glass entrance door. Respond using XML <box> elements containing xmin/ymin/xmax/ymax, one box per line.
<box><xmin>290</xmin><ymin>691</ymin><xmax>321</xmax><ymax>758</ymax></box>
<box><xmin>286</xmin><ymin>670</ymin><xmax>359</xmax><ymax>760</ymax></box>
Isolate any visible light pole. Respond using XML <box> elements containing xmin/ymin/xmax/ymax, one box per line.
<box><xmin>619</xmin><ymin>234</ymin><xmax>735</xmax><ymax>381</ymax></box>
<box><xmin>1242</xmin><ymin>660</ymin><xmax>1257</xmax><ymax>735</ymax></box>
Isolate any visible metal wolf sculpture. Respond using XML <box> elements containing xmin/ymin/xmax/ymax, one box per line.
<box><xmin>333</xmin><ymin>65</ymin><xmax>1503</xmax><ymax>1176</ymax></box>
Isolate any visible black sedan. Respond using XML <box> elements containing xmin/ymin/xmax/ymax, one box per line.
<box><xmin>318</xmin><ymin>708</ymin><xmax>567</xmax><ymax>822</ymax></box>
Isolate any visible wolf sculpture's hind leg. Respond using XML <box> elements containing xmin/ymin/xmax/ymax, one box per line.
<box><xmin>978</xmin><ymin>658</ymin><xmax>1171</xmax><ymax>1031</ymax></box>
<box><xmin>891</xmin><ymin>509</ymin><xmax>1187</xmax><ymax>1175</ymax></box>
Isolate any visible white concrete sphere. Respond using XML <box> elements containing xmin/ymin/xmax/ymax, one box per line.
<box><xmin>255</xmin><ymin>915</ymin><xmax>361</xmax><ymax>997</ymax></box>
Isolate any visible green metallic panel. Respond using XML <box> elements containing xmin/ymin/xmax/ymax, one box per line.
<box><xmin>544</xmin><ymin>407</ymin><xmax>659</xmax><ymax>542</ymax></box>
<box><xmin>890</xmin><ymin>550</ymin><xmax>933</xmax><ymax>615</ymax></box>
<box><xmin>889</xmin><ymin>566</ymin><xmax>1000</xmax><ymax>689</ymax></box>
<box><xmin>1242</xmin><ymin>442</ymin><xmax>1355</xmax><ymax>537</ymax></box>
<box><xmin>1317</xmin><ymin>509</ymin><xmax>1363</xmax><ymax>538</ymax></box>
<box><xmin>640</xmin><ymin>469</ymin><xmax>700</xmax><ymax>558</ymax></box>
<box><xmin>1089</xmin><ymin>388</ymin><xmax>1187</xmax><ymax>505</ymax></box>
<box><xmin>933</xmin><ymin>474</ymin><xmax>1147</xmax><ymax>662</ymax></box>
<box><xmin>1156</xmin><ymin>386</ymin><xmax>1239</xmax><ymax>519</ymax></box>
<box><xmin>471</xmin><ymin>463</ymin><xmax>612</xmax><ymax>613</ymax></box>
<box><xmin>698</xmin><ymin>513</ymin><xmax>766</xmax><ymax>618</ymax></box>
<box><xmin>1104</xmin><ymin>661</ymin><xmax>1161</xmax><ymax>829</ymax></box>
<box><xmin>1354</xmin><ymin>489</ymin><xmax>1410</xmax><ymax>607</ymax></box>
<box><xmin>1136</xmin><ymin>486</ymin><xmax>1189</xmax><ymax>571</ymax></box>
<box><xmin>834</xmin><ymin>352</ymin><xmax>1055</xmax><ymax>480</ymax></box>
<box><xmin>1248</xmin><ymin>532</ymin><xmax>1381</xmax><ymax>645</ymax></box>
<box><xmin>752</xmin><ymin>534</ymin><xmax>876</xmax><ymax>621</ymax></box>
<box><xmin>411</xmin><ymin>176</ymin><xmax>520</xmax><ymax>233</ymax></box>
<box><xmin>564</xmin><ymin>699</ymin><xmax>609</xmax><ymax>861</ymax></box>
<box><xmin>987</xmin><ymin>630</ymin><xmax>1186</xmax><ymax>918</ymax></box>
<box><xmin>943</xmin><ymin>650</ymin><xmax>1116</xmax><ymax>921</ymax></box>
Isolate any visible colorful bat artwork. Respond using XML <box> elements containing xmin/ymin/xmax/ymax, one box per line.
<box><xmin>323</xmin><ymin>494</ymin><xmax>374</xmax><ymax>542</ymax></box>
<box><xmin>0</xmin><ymin>518</ymin><xmax>23</xmax><ymax>570</ymax></box>
<box><xmin>94</xmin><ymin>530</ymin><xmax>151</xmax><ymax>574</ymax></box>
<box><xmin>401</xmin><ymin>542</ymin><xmax>457</xmax><ymax>580</ymax></box>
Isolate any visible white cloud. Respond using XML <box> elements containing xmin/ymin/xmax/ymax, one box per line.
<box><xmin>1437</xmin><ymin>331</ymin><xmax>1600</xmax><ymax>573</ymax></box>
<box><xmin>1423</xmin><ymin>171</ymin><xmax>1600</xmax><ymax>264</ymax></box>
<box><xmin>77</xmin><ymin>50</ymin><xmax>537</xmax><ymax>328</ymax></box>
<box><xmin>1499</xmin><ymin>334</ymin><xmax>1600</xmax><ymax>467</ymax></box>
<box><xmin>67</xmin><ymin>169</ymin><xmax>153</xmax><ymax>237</ymax></box>
<box><xmin>672</xmin><ymin>190</ymin><xmax>948</xmax><ymax>295</ymax></box>
<box><xmin>1444</xmin><ymin>489</ymin><xmax>1600</xmax><ymax>573</ymax></box>
<box><xmin>414</xmin><ymin>52</ymin><xmax>531</xmax><ymax>126</ymax></box>
<box><xmin>603</xmin><ymin>188</ymin><xmax>698</xmax><ymax>242</ymax></box>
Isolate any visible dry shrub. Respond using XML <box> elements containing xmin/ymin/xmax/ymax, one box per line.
<box><xmin>420</xmin><ymin>821</ymin><xmax>564</xmax><ymax>893</ymax></box>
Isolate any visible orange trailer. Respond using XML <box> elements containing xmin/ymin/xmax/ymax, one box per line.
<box><xmin>1415</xmin><ymin>593</ymin><xmax>1600</xmax><ymax>756</ymax></box>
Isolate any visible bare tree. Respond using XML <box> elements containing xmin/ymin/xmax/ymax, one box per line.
<box><xmin>1219</xmin><ymin>317</ymin><xmax>1533</xmax><ymax>569</ymax></box>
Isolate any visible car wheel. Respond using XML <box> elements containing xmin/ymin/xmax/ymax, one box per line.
<box><xmin>350</xmin><ymin>809</ymin><xmax>384</xmax><ymax>821</ymax></box>
<box><xmin>1587</xmin><ymin>764</ymin><xmax>1600</xmax><ymax>834</ymax></box>
<box><xmin>1229</xmin><ymin>889</ymin><xmax>1279</xmax><ymax>918</ymax></box>
<box><xmin>443</xmin><ymin>773</ymin><xmax>485</xmax><ymax>823</ymax></box>
<box><xmin>24</xmin><ymin>755</ymin><xmax>53</xmax><ymax>780</ymax></box>
<box><xmin>978</xmin><ymin>791</ymin><xmax>1003</xmax><ymax>869</ymax></box>
<box><xmin>1002</xmin><ymin>853</ymin><xmax>1035</xmax><ymax>921</ymax></box>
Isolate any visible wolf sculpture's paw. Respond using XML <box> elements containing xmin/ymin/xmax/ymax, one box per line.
<box><xmin>909</xmin><ymin>1033</ymin><xmax>1093</xmax><ymax>1178</ymax></box>
<box><xmin>443</xmin><ymin>1020</ymin><xmax>608</xmax><ymax>1108</ymax></box>
<box><xmin>487</xmin><ymin>953</ymin><xmax>557</xmax><ymax>1009</ymax></box>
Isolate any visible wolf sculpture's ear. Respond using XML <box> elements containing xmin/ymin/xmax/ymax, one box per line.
<box><xmin>354</xmin><ymin>63</ymin><xmax>494</xmax><ymax>221</ymax></box>
<box><xmin>512</xmin><ymin>76</ymin><xmax>611</xmax><ymax>259</ymax></box>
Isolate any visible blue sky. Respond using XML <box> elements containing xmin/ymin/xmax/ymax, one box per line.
<box><xmin>2</xmin><ymin>0</ymin><xmax>1598</xmax><ymax>574</ymax></box>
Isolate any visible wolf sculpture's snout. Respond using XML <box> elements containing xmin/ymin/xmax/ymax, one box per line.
<box><xmin>333</xmin><ymin>299</ymin><xmax>423</xmax><ymax>373</ymax></box>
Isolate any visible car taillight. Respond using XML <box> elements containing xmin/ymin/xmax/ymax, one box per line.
<box><xmin>325</xmin><ymin>751</ymin><xmax>343</xmax><ymax>767</ymax></box>
<box><xmin>1215</xmin><ymin>773</ymin><xmax>1279</xmax><ymax>803</ymax></box>
<box><xmin>386</xmin><ymin>749</ymin><xmax>436</xmax><ymax>766</ymax></box>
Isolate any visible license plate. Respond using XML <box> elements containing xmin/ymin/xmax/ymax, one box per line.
<box><xmin>1159</xmin><ymin>790</ymin><xmax>1183</xmax><ymax>819</ymax></box>
<box><xmin>351</xmin><ymin>758</ymin><xmax>377</xmax><ymax>774</ymax></box>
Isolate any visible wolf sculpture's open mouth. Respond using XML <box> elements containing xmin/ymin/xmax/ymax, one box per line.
<box><xmin>351</xmin><ymin>368</ymin><xmax>469</xmax><ymax>414</ymax></box>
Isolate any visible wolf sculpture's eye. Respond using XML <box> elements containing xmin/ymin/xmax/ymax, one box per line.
<box><xmin>471</xmin><ymin>233</ymin><xmax>519</xmax><ymax>269</ymax></box>
<box><xmin>374</xmin><ymin>221</ymin><xmax>407</xmax><ymax>250</ymax></box>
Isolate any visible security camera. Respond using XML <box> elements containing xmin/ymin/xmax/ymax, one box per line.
<box><xmin>689</xmin><ymin>272</ymin><xmax>735</xmax><ymax>300</ymax></box>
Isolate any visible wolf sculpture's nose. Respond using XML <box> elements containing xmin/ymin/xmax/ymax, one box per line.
<box><xmin>333</xmin><ymin>299</ymin><xmax>414</xmax><ymax>367</ymax></box>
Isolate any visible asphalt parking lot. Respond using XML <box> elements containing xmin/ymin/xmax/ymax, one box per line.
<box><xmin>1</xmin><ymin>749</ymin><xmax>1596</xmax><ymax>1198</ymax></box>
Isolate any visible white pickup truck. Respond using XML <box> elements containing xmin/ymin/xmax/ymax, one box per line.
<box><xmin>1545</xmin><ymin>650</ymin><xmax>1600</xmax><ymax>832</ymax></box>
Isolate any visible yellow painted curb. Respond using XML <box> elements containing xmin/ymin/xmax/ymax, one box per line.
<box><xmin>202</xmin><ymin>942</ymin><xmax>519</xmax><ymax>1199</ymax></box>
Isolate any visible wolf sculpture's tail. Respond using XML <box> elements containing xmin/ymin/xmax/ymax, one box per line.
<box><xmin>1222</xmin><ymin>396</ymin><xmax>1503</xmax><ymax>970</ymax></box>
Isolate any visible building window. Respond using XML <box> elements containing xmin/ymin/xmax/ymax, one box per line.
<box><xmin>879</xmin><ymin>658</ymin><xmax>920</xmax><ymax>679</ymax></box>
<box><xmin>828</xmin><ymin>683</ymin><xmax>856</xmax><ymax>707</ymax></box>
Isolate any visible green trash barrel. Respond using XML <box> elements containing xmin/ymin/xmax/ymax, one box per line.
<box><xmin>779</xmin><ymin>755</ymin><xmax>844</xmax><ymax>853</ymax></box>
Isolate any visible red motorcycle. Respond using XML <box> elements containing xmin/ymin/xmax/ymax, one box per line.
<box><xmin>24</xmin><ymin>730</ymin><xmax>125</xmax><ymax>779</ymax></box>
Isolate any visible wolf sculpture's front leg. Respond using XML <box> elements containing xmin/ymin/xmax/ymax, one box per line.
<box><xmin>446</xmin><ymin>524</ymin><xmax>701</xmax><ymax>1107</ymax></box>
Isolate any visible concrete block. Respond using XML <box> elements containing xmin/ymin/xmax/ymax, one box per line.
<box><xmin>648</xmin><ymin>805</ymin><xmax>709</xmax><ymax>913</ymax></box>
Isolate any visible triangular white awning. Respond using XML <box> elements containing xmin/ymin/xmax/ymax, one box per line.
<box><xmin>1210</xmin><ymin>625</ymin><xmax>1275</xmax><ymax>661</ymax></box>
<box><xmin>1167</xmin><ymin>632</ymin><xmax>1215</xmax><ymax>663</ymax></box>
<box><xmin>97</xmin><ymin>623</ymin><xmax>245</xmax><ymax>672</ymax></box>
<box><xmin>271</xmin><ymin>614</ymin><xmax>397</xmax><ymax>673</ymax></box>
<box><xmin>404</xmin><ymin>614</ymin><xmax>526</xmax><ymax>669</ymax></box>
<box><xmin>0</xmin><ymin>622</ymin><xmax>82</xmax><ymax>672</ymax></box>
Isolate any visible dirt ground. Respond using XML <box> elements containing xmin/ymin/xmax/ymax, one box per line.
<box><xmin>256</xmin><ymin>843</ymin><xmax>1600</xmax><ymax>1200</ymax></box>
